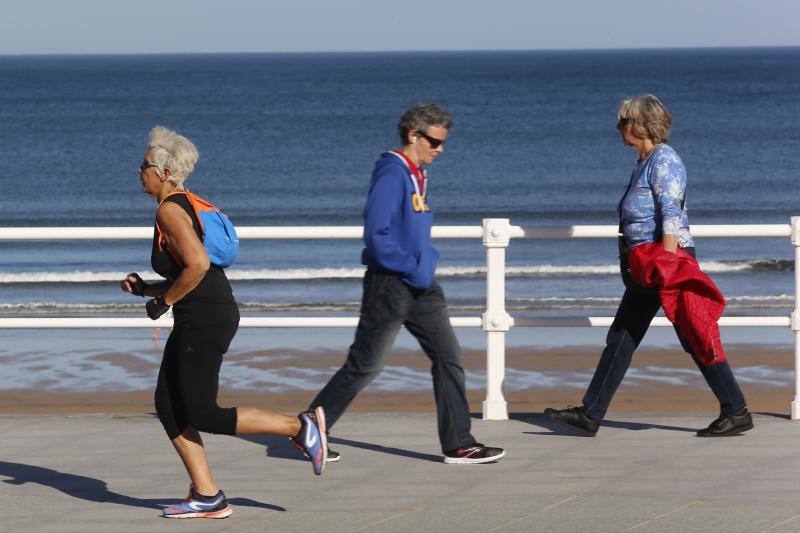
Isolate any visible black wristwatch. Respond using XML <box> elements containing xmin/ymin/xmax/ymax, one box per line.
<box><xmin>146</xmin><ymin>296</ymin><xmax>171</xmax><ymax>320</ymax></box>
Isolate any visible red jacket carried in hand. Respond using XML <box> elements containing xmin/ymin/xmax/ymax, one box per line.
<box><xmin>628</xmin><ymin>242</ymin><xmax>726</xmax><ymax>365</ymax></box>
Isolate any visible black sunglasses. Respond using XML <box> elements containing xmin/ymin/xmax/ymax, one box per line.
<box><xmin>139</xmin><ymin>160</ymin><xmax>159</xmax><ymax>172</ymax></box>
<box><xmin>616</xmin><ymin>117</ymin><xmax>633</xmax><ymax>130</ymax></box>
<box><xmin>416</xmin><ymin>130</ymin><xmax>446</xmax><ymax>149</ymax></box>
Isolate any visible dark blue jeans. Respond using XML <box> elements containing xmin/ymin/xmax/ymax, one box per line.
<box><xmin>310</xmin><ymin>270</ymin><xmax>476</xmax><ymax>453</ymax></box>
<box><xmin>581</xmin><ymin>286</ymin><xmax>748</xmax><ymax>421</ymax></box>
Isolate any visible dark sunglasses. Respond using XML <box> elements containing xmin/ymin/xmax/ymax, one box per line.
<box><xmin>139</xmin><ymin>160</ymin><xmax>159</xmax><ymax>172</ymax></box>
<box><xmin>616</xmin><ymin>117</ymin><xmax>633</xmax><ymax>130</ymax></box>
<box><xmin>416</xmin><ymin>130</ymin><xmax>446</xmax><ymax>149</ymax></box>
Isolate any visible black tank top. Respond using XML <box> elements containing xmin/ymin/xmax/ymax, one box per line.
<box><xmin>151</xmin><ymin>194</ymin><xmax>239</xmax><ymax>328</ymax></box>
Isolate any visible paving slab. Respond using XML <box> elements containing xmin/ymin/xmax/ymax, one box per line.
<box><xmin>1</xmin><ymin>412</ymin><xmax>799</xmax><ymax>532</ymax></box>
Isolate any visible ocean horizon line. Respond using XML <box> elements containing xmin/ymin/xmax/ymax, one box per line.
<box><xmin>2</xmin><ymin>45</ymin><xmax>799</xmax><ymax>59</ymax></box>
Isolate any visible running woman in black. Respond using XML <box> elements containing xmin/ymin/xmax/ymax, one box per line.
<box><xmin>121</xmin><ymin>126</ymin><xmax>327</xmax><ymax>519</ymax></box>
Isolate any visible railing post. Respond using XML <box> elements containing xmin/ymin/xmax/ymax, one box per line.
<box><xmin>481</xmin><ymin>218</ymin><xmax>513</xmax><ymax>420</ymax></box>
<box><xmin>791</xmin><ymin>217</ymin><xmax>800</xmax><ymax>420</ymax></box>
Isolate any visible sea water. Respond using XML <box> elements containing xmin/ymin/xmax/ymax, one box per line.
<box><xmin>0</xmin><ymin>49</ymin><xmax>797</xmax><ymax>390</ymax></box>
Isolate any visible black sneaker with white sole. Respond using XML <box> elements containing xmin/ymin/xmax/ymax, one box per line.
<box><xmin>326</xmin><ymin>446</ymin><xmax>341</xmax><ymax>462</ymax></box>
<box><xmin>443</xmin><ymin>443</ymin><xmax>505</xmax><ymax>464</ymax></box>
<box><xmin>544</xmin><ymin>405</ymin><xmax>599</xmax><ymax>437</ymax></box>
<box><xmin>696</xmin><ymin>410</ymin><xmax>753</xmax><ymax>437</ymax></box>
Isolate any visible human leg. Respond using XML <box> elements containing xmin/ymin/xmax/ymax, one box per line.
<box><xmin>547</xmin><ymin>289</ymin><xmax>661</xmax><ymax>435</ymax></box>
<box><xmin>154</xmin><ymin>330</ymin><xmax>188</xmax><ymax>440</ymax></box>
<box><xmin>235</xmin><ymin>407</ymin><xmax>300</xmax><ymax>435</ymax></box>
<box><xmin>153</xmin><ymin>330</ymin><xmax>222</xmax><ymax>498</ymax></box>
<box><xmin>676</xmin><ymin>328</ymin><xmax>752</xmax><ymax>436</ymax></box>
<box><xmin>309</xmin><ymin>272</ymin><xmax>410</xmax><ymax>428</ymax></box>
<box><xmin>580</xmin><ymin>288</ymin><xmax>662</xmax><ymax>421</ymax></box>
<box><xmin>676</xmin><ymin>329</ymin><xmax>747</xmax><ymax>415</ymax></box>
<box><xmin>170</xmin><ymin>427</ymin><xmax>219</xmax><ymax>497</ymax></box>
<box><xmin>404</xmin><ymin>282</ymin><xmax>476</xmax><ymax>453</ymax></box>
<box><xmin>175</xmin><ymin>325</ymin><xmax>238</xmax><ymax>436</ymax></box>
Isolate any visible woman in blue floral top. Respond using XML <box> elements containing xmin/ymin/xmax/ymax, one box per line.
<box><xmin>546</xmin><ymin>94</ymin><xmax>753</xmax><ymax>438</ymax></box>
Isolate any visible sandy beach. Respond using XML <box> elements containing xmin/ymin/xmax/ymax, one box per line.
<box><xmin>0</xmin><ymin>344</ymin><xmax>792</xmax><ymax>415</ymax></box>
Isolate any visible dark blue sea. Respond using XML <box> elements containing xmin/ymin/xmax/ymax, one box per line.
<box><xmin>0</xmin><ymin>49</ymin><xmax>798</xmax><ymax>393</ymax></box>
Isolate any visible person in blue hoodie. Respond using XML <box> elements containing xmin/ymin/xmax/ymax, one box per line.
<box><xmin>304</xmin><ymin>103</ymin><xmax>505</xmax><ymax>464</ymax></box>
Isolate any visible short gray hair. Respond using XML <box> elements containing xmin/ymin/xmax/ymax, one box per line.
<box><xmin>147</xmin><ymin>126</ymin><xmax>199</xmax><ymax>189</ymax></box>
<box><xmin>397</xmin><ymin>102</ymin><xmax>453</xmax><ymax>145</ymax></box>
<box><xmin>618</xmin><ymin>94</ymin><xmax>672</xmax><ymax>144</ymax></box>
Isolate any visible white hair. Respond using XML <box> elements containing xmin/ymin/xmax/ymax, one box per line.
<box><xmin>147</xmin><ymin>125</ymin><xmax>199</xmax><ymax>189</ymax></box>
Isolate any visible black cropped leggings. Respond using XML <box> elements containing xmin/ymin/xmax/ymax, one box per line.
<box><xmin>154</xmin><ymin>323</ymin><xmax>238</xmax><ymax>440</ymax></box>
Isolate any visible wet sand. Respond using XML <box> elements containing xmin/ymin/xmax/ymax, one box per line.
<box><xmin>0</xmin><ymin>344</ymin><xmax>792</xmax><ymax>415</ymax></box>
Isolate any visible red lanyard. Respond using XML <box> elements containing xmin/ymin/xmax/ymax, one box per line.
<box><xmin>391</xmin><ymin>150</ymin><xmax>426</xmax><ymax>195</ymax></box>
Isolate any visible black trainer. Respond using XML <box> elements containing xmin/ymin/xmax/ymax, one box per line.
<box><xmin>545</xmin><ymin>406</ymin><xmax>599</xmax><ymax>437</ymax></box>
<box><xmin>326</xmin><ymin>446</ymin><xmax>341</xmax><ymax>462</ymax></box>
<box><xmin>443</xmin><ymin>443</ymin><xmax>505</xmax><ymax>464</ymax></box>
<box><xmin>696</xmin><ymin>410</ymin><xmax>754</xmax><ymax>437</ymax></box>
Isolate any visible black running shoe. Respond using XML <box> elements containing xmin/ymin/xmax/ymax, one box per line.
<box><xmin>326</xmin><ymin>446</ymin><xmax>341</xmax><ymax>462</ymax></box>
<box><xmin>443</xmin><ymin>443</ymin><xmax>505</xmax><ymax>464</ymax></box>
<box><xmin>696</xmin><ymin>410</ymin><xmax>753</xmax><ymax>437</ymax></box>
<box><xmin>545</xmin><ymin>406</ymin><xmax>599</xmax><ymax>437</ymax></box>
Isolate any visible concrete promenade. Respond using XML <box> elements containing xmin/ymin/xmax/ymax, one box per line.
<box><xmin>2</xmin><ymin>412</ymin><xmax>800</xmax><ymax>532</ymax></box>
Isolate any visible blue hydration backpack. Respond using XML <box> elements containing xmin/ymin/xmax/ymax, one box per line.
<box><xmin>157</xmin><ymin>190</ymin><xmax>239</xmax><ymax>268</ymax></box>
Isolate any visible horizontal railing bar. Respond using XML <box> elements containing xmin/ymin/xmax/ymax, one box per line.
<box><xmin>432</xmin><ymin>226</ymin><xmax>485</xmax><ymax>239</ymax></box>
<box><xmin>687</xmin><ymin>225</ymin><xmax>792</xmax><ymax>238</ymax></box>
<box><xmin>511</xmin><ymin>224</ymin><xmax>792</xmax><ymax>239</ymax></box>
<box><xmin>0</xmin><ymin>226</ymin><xmax>483</xmax><ymax>240</ymax></box>
<box><xmin>0</xmin><ymin>316</ymin><xmax>787</xmax><ymax>329</ymax></box>
<box><xmin>510</xmin><ymin>226</ymin><xmax>618</xmax><ymax>239</ymax></box>
<box><xmin>0</xmin><ymin>227</ymin><xmax>154</xmax><ymax>240</ymax></box>
<box><xmin>0</xmin><ymin>316</ymin><xmax>484</xmax><ymax>329</ymax></box>
<box><xmin>238</xmin><ymin>227</ymin><xmax>363</xmax><ymax>239</ymax></box>
<box><xmin>513</xmin><ymin>316</ymin><xmax>791</xmax><ymax>328</ymax></box>
<box><xmin>0</xmin><ymin>224</ymin><xmax>790</xmax><ymax>240</ymax></box>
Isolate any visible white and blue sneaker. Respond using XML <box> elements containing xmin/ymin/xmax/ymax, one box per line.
<box><xmin>162</xmin><ymin>485</ymin><xmax>232</xmax><ymax>519</ymax></box>
<box><xmin>295</xmin><ymin>406</ymin><xmax>328</xmax><ymax>475</ymax></box>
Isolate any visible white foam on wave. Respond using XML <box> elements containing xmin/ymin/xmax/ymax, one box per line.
<box><xmin>0</xmin><ymin>294</ymin><xmax>792</xmax><ymax>316</ymax></box>
<box><xmin>0</xmin><ymin>258</ymin><xmax>791</xmax><ymax>283</ymax></box>
<box><xmin>0</xmin><ymin>268</ymin><xmax>366</xmax><ymax>283</ymax></box>
<box><xmin>0</xmin><ymin>270</ymin><xmax>162</xmax><ymax>283</ymax></box>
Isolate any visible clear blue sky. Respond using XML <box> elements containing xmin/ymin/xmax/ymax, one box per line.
<box><xmin>2</xmin><ymin>0</ymin><xmax>798</xmax><ymax>54</ymax></box>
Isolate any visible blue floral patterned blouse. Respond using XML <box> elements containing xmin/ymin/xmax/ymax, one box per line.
<box><xmin>618</xmin><ymin>144</ymin><xmax>694</xmax><ymax>249</ymax></box>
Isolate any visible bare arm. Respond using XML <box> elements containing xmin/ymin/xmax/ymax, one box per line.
<box><xmin>121</xmin><ymin>275</ymin><xmax>172</xmax><ymax>297</ymax></box>
<box><xmin>143</xmin><ymin>280</ymin><xmax>172</xmax><ymax>297</ymax></box>
<box><xmin>156</xmin><ymin>201</ymin><xmax>210</xmax><ymax>305</ymax></box>
<box><xmin>662</xmin><ymin>233</ymin><xmax>679</xmax><ymax>253</ymax></box>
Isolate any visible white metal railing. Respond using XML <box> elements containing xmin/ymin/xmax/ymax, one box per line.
<box><xmin>1</xmin><ymin>218</ymin><xmax>797</xmax><ymax>421</ymax></box>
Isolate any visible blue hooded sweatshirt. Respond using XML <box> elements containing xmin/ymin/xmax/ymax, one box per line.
<box><xmin>361</xmin><ymin>151</ymin><xmax>439</xmax><ymax>289</ymax></box>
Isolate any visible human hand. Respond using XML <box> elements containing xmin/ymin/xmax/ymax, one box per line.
<box><xmin>121</xmin><ymin>273</ymin><xmax>147</xmax><ymax>297</ymax></box>
<box><xmin>146</xmin><ymin>297</ymin><xmax>170</xmax><ymax>320</ymax></box>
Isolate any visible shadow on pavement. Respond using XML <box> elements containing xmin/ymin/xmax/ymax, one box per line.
<box><xmin>753</xmin><ymin>411</ymin><xmax>790</xmax><ymax>420</ymax></box>
<box><xmin>238</xmin><ymin>435</ymin><xmax>442</xmax><ymax>463</ymax></box>
<box><xmin>509</xmin><ymin>412</ymin><xmax>697</xmax><ymax>435</ymax></box>
<box><xmin>510</xmin><ymin>412</ymin><xmax>591</xmax><ymax>437</ymax></box>
<box><xmin>238</xmin><ymin>434</ymin><xmax>307</xmax><ymax>461</ymax></box>
<box><xmin>0</xmin><ymin>461</ymin><xmax>285</xmax><ymax>511</ymax></box>
<box><xmin>328</xmin><ymin>436</ymin><xmax>442</xmax><ymax>463</ymax></box>
<box><xmin>601</xmin><ymin>419</ymin><xmax>696</xmax><ymax>432</ymax></box>
<box><xmin>239</xmin><ymin>433</ymin><xmax>442</xmax><ymax>463</ymax></box>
